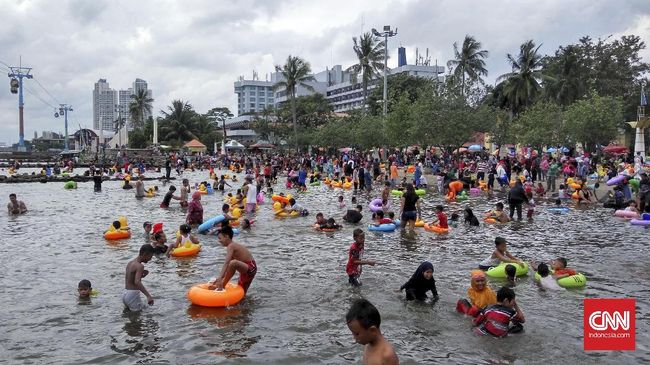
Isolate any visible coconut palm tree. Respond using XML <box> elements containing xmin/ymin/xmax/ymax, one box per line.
<box><xmin>347</xmin><ymin>32</ymin><xmax>386</xmax><ymax>112</ymax></box>
<box><xmin>497</xmin><ymin>40</ymin><xmax>552</xmax><ymax>114</ymax></box>
<box><xmin>447</xmin><ymin>35</ymin><xmax>489</xmax><ymax>97</ymax></box>
<box><xmin>273</xmin><ymin>55</ymin><xmax>316</xmax><ymax>150</ymax></box>
<box><xmin>159</xmin><ymin>100</ymin><xmax>198</xmax><ymax>144</ymax></box>
<box><xmin>129</xmin><ymin>89</ymin><xmax>154</xmax><ymax>130</ymax></box>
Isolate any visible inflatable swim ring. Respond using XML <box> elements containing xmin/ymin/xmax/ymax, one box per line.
<box><xmin>187</xmin><ymin>282</ymin><xmax>245</xmax><ymax>307</ymax></box>
<box><xmin>171</xmin><ymin>243</ymin><xmax>201</xmax><ymax>257</ymax></box>
<box><xmin>485</xmin><ymin>262</ymin><xmax>529</xmax><ymax>278</ymax></box>
<box><xmin>547</xmin><ymin>207</ymin><xmax>570</xmax><ymax>214</ymax></box>
<box><xmin>606</xmin><ymin>175</ymin><xmax>625</xmax><ymax>186</ymax></box>
<box><xmin>423</xmin><ymin>223</ymin><xmax>448</xmax><ymax>234</ymax></box>
<box><xmin>469</xmin><ymin>188</ymin><xmax>481</xmax><ymax>196</ymax></box>
<box><xmin>271</xmin><ymin>195</ymin><xmax>290</xmax><ymax>205</ymax></box>
<box><xmin>256</xmin><ymin>192</ymin><xmax>265</xmax><ymax>204</ymax></box>
<box><xmin>415</xmin><ymin>189</ymin><xmax>426</xmax><ymax>196</ymax></box>
<box><xmin>456</xmin><ymin>192</ymin><xmax>469</xmax><ymax>201</ymax></box>
<box><xmin>342</xmin><ymin>182</ymin><xmax>352</xmax><ymax>189</ymax></box>
<box><xmin>534</xmin><ymin>271</ymin><xmax>587</xmax><ymax>288</ymax></box>
<box><xmin>414</xmin><ymin>219</ymin><xmax>425</xmax><ymax>228</ymax></box>
<box><xmin>368</xmin><ymin>198</ymin><xmax>384</xmax><ymax>213</ymax></box>
<box><xmin>330</xmin><ymin>181</ymin><xmax>342</xmax><ymax>188</ymax></box>
<box><xmin>391</xmin><ymin>190</ymin><xmax>404</xmax><ymax>197</ymax></box>
<box><xmin>64</xmin><ymin>181</ymin><xmax>77</xmax><ymax>189</ymax></box>
<box><xmin>310</xmin><ymin>180</ymin><xmax>321</xmax><ymax>186</ymax></box>
<box><xmin>276</xmin><ymin>210</ymin><xmax>300</xmax><ymax>218</ymax></box>
<box><xmin>198</xmin><ymin>215</ymin><xmax>225</xmax><ymax>233</ymax></box>
<box><xmin>630</xmin><ymin>219</ymin><xmax>650</xmax><ymax>226</ymax></box>
<box><xmin>368</xmin><ymin>223</ymin><xmax>397</xmax><ymax>232</ymax></box>
<box><xmin>104</xmin><ymin>230</ymin><xmax>131</xmax><ymax>240</ymax></box>
<box><xmin>614</xmin><ymin>210</ymin><xmax>639</xmax><ymax>219</ymax></box>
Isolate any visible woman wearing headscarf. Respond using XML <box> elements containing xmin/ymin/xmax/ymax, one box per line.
<box><xmin>400</xmin><ymin>261</ymin><xmax>438</xmax><ymax>301</ymax></box>
<box><xmin>456</xmin><ymin>270</ymin><xmax>497</xmax><ymax>316</ymax></box>
<box><xmin>186</xmin><ymin>191</ymin><xmax>204</xmax><ymax>225</ymax></box>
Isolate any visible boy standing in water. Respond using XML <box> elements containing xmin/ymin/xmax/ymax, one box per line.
<box><xmin>346</xmin><ymin>229</ymin><xmax>375</xmax><ymax>286</ymax></box>
<box><xmin>346</xmin><ymin>299</ymin><xmax>399</xmax><ymax>365</ymax></box>
<box><xmin>122</xmin><ymin>244</ymin><xmax>155</xmax><ymax>312</ymax></box>
<box><xmin>208</xmin><ymin>226</ymin><xmax>257</xmax><ymax>294</ymax></box>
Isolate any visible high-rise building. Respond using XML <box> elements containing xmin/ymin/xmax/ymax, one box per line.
<box><xmin>93</xmin><ymin>78</ymin><xmax>153</xmax><ymax>130</ymax></box>
<box><xmin>93</xmin><ymin>79</ymin><xmax>117</xmax><ymax>131</ymax></box>
<box><xmin>234</xmin><ymin>75</ymin><xmax>276</xmax><ymax>116</ymax></box>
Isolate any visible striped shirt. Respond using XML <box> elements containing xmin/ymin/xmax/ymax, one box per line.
<box><xmin>473</xmin><ymin>304</ymin><xmax>522</xmax><ymax>337</ymax></box>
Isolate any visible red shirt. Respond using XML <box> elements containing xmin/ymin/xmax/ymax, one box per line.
<box><xmin>473</xmin><ymin>304</ymin><xmax>523</xmax><ymax>337</ymax></box>
<box><xmin>346</xmin><ymin>242</ymin><xmax>364</xmax><ymax>276</ymax></box>
<box><xmin>437</xmin><ymin>211</ymin><xmax>448</xmax><ymax>228</ymax></box>
<box><xmin>378</xmin><ymin>218</ymin><xmax>393</xmax><ymax>225</ymax></box>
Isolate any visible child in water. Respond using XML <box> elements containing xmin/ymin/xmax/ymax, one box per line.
<box><xmin>449</xmin><ymin>213</ymin><xmax>460</xmax><ymax>228</ymax></box>
<box><xmin>485</xmin><ymin>202</ymin><xmax>511</xmax><ymax>223</ymax></box>
<box><xmin>399</xmin><ymin>261</ymin><xmax>438</xmax><ymax>301</ymax></box>
<box><xmin>505</xmin><ymin>264</ymin><xmax>517</xmax><ymax>287</ymax></box>
<box><xmin>78</xmin><ymin>279</ymin><xmax>95</xmax><ymax>299</ymax></box>
<box><xmin>526</xmin><ymin>191</ymin><xmax>535</xmax><ymax>219</ymax></box>
<box><xmin>320</xmin><ymin>218</ymin><xmax>341</xmax><ymax>231</ymax></box>
<box><xmin>472</xmin><ymin>287</ymin><xmax>525</xmax><ymax>337</ymax></box>
<box><xmin>345</xmin><ymin>299</ymin><xmax>399</xmax><ymax>365</ymax></box>
<box><xmin>165</xmin><ymin>224</ymin><xmax>199</xmax><ymax>257</ymax></box>
<box><xmin>346</xmin><ymin>229</ymin><xmax>376</xmax><ymax>286</ymax></box>
<box><xmin>456</xmin><ymin>270</ymin><xmax>497</xmax><ymax>317</ymax></box>
<box><xmin>152</xmin><ymin>231</ymin><xmax>169</xmax><ymax>255</ymax></box>
<box><xmin>338</xmin><ymin>195</ymin><xmax>346</xmax><ymax>209</ymax></box>
<box><xmin>429</xmin><ymin>205</ymin><xmax>449</xmax><ymax>229</ymax></box>
<box><xmin>479</xmin><ymin>237</ymin><xmax>524</xmax><ymax>270</ymax></box>
<box><xmin>533</xmin><ymin>263</ymin><xmax>563</xmax><ymax>291</ymax></box>
<box><xmin>530</xmin><ymin>257</ymin><xmax>576</xmax><ymax>279</ymax></box>
<box><xmin>373</xmin><ymin>210</ymin><xmax>393</xmax><ymax>225</ymax></box>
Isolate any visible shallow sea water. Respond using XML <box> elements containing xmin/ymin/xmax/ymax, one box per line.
<box><xmin>1</xmin><ymin>168</ymin><xmax>648</xmax><ymax>364</ymax></box>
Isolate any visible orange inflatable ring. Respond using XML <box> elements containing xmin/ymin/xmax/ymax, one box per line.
<box><xmin>407</xmin><ymin>165</ymin><xmax>415</xmax><ymax>173</ymax></box>
<box><xmin>171</xmin><ymin>243</ymin><xmax>201</xmax><ymax>257</ymax></box>
<box><xmin>271</xmin><ymin>195</ymin><xmax>290</xmax><ymax>205</ymax></box>
<box><xmin>449</xmin><ymin>181</ymin><xmax>464</xmax><ymax>192</ymax></box>
<box><xmin>484</xmin><ymin>218</ymin><xmax>498</xmax><ymax>224</ymax></box>
<box><xmin>571</xmin><ymin>192</ymin><xmax>580</xmax><ymax>200</ymax></box>
<box><xmin>104</xmin><ymin>230</ymin><xmax>131</xmax><ymax>240</ymax></box>
<box><xmin>569</xmin><ymin>183</ymin><xmax>581</xmax><ymax>190</ymax></box>
<box><xmin>423</xmin><ymin>223</ymin><xmax>449</xmax><ymax>234</ymax></box>
<box><xmin>343</xmin><ymin>182</ymin><xmax>352</xmax><ymax>189</ymax></box>
<box><xmin>187</xmin><ymin>282</ymin><xmax>245</xmax><ymax>307</ymax></box>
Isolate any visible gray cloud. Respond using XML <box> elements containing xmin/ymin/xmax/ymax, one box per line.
<box><xmin>0</xmin><ymin>0</ymin><xmax>648</xmax><ymax>144</ymax></box>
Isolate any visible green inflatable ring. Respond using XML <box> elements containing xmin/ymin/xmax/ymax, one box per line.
<box><xmin>534</xmin><ymin>272</ymin><xmax>587</xmax><ymax>288</ymax></box>
<box><xmin>415</xmin><ymin>189</ymin><xmax>426</xmax><ymax>196</ymax></box>
<box><xmin>390</xmin><ymin>190</ymin><xmax>404</xmax><ymax>197</ymax></box>
<box><xmin>310</xmin><ymin>181</ymin><xmax>321</xmax><ymax>186</ymax></box>
<box><xmin>485</xmin><ymin>262</ymin><xmax>528</xmax><ymax>278</ymax></box>
<box><xmin>63</xmin><ymin>181</ymin><xmax>77</xmax><ymax>189</ymax></box>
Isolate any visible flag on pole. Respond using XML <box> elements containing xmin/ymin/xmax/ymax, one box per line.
<box><xmin>642</xmin><ymin>85</ymin><xmax>647</xmax><ymax>106</ymax></box>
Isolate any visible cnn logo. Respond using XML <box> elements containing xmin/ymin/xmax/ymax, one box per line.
<box><xmin>588</xmin><ymin>311</ymin><xmax>630</xmax><ymax>331</ymax></box>
<box><xmin>584</xmin><ymin>298</ymin><xmax>635</xmax><ymax>351</ymax></box>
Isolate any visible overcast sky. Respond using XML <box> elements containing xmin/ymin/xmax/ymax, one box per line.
<box><xmin>0</xmin><ymin>0</ymin><xmax>649</xmax><ymax>145</ymax></box>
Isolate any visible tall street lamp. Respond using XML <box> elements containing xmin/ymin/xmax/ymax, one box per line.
<box><xmin>372</xmin><ymin>25</ymin><xmax>397</xmax><ymax>116</ymax></box>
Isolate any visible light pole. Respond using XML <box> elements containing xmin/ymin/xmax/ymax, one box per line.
<box><xmin>372</xmin><ymin>25</ymin><xmax>397</xmax><ymax>116</ymax></box>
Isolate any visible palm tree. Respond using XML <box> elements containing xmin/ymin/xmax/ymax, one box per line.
<box><xmin>447</xmin><ymin>35</ymin><xmax>489</xmax><ymax>97</ymax></box>
<box><xmin>542</xmin><ymin>45</ymin><xmax>587</xmax><ymax>105</ymax></box>
<box><xmin>159</xmin><ymin>100</ymin><xmax>198</xmax><ymax>144</ymax></box>
<box><xmin>273</xmin><ymin>55</ymin><xmax>316</xmax><ymax>150</ymax></box>
<box><xmin>347</xmin><ymin>32</ymin><xmax>386</xmax><ymax>112</ymax></box>
<box><xmin>129</xmin><ymin>89</ymin><xmax>154</xmax><ymax>130</ymax></box>
<box><xmin>497</xmin><ymin>40</ymin><xmax>551</xmax><ymax>114</ymax></box>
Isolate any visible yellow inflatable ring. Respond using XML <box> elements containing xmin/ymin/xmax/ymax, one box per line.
<box><xmin>104</xmin><ymin>230</ymin><xmax>131</xmax><ymax>240</ymax></box>
<box><xmin>276</xmin><ymin>210</ymin><xmax>300</xmax><ymax>218</ymax></box>
<box><xmin>171</xmin><ymin>243</ymin><xmax>201</xmax><ymax>257</ymax></box>
<box><xmin>423</xmin><ymin>223</ymin><xmax>449</xmax><ymax>234</ymax></box>
<box><xmin>187</xmin><ymin>282</ymin><xmax>245</xmax><ymax>307</ymax></box>
<box><xmin>414</xmin><ymin>219</ymin><xmax>425</xmax><ymax>227</ymax></box>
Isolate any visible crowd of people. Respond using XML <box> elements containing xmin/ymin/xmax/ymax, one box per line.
<box><xmin>6</xmin><ymin>145</ymin><xmax>649</xmax><ymax>364</ymax></box>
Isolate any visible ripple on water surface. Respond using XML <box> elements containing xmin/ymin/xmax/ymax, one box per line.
<box><xmin>1</xmin><ymin>169</ymin><xmax>649</xmax><ymax>364</ymax></box>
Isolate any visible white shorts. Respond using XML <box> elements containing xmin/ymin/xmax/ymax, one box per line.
<box><xmin>122</xmin><ymin>289</ymin><xmax>146</xmax><ymax>311</ymax></box>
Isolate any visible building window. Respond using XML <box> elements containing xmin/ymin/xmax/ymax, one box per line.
<box><xmin>250</xmin><ymin>103</ymin><xmax>255</xmax><ymax>108</ymax></box>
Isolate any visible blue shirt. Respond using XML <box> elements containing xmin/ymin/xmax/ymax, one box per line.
<box><xmin>298</xmin><ymin>170</ymin><xmax>307</xmax><ymax>184</ymax></box>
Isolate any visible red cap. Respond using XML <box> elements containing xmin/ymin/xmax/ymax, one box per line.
<box><xmin>152</xmin><ymin>222</ymin><xmax>163</xmax><ymax>234</ymax></box>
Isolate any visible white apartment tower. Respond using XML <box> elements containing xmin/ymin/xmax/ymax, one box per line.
<box><xmin>93</xmin><ymin>79</ymin><xmax>116</xmax><ymax>131</ymax></box>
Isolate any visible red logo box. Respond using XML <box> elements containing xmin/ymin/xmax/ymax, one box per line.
<box><xmin>584</xmin><ymin>298</ymin><xmax>635</xmax><ymax>351</ymax></box>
